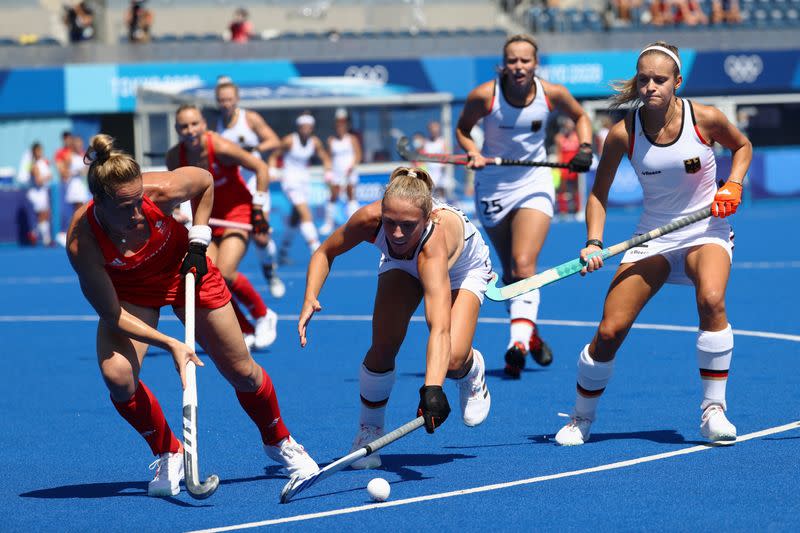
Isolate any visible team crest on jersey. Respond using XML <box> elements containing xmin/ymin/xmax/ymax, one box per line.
<box><xmin>155</xmin><ymin>220</ymin><xmax>164</xmax><ymax>232</ymax></box>
<box><xmin>110</xmin><ymin>258</ymin><xmax>125</xmax><ymax>267</ymax></box>
<box><xmin>683</xmin><ymin>157</ymin><xmax>701</xmax><ymax>174</ymax></box>
<box><xmin>530</xmin><ymin>120</ymin><xmax>542</xmax><ymax>132</ymax></box>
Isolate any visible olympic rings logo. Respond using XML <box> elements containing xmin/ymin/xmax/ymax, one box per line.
<box><xmin>344</xmin><ymin>65</ymin><xmax>389</xmax><ymax>84</ymax></box>
<box><xmin>723</xmin><ymin>55</ymin><xmax>763</xmax><ymax>84</ymax></box>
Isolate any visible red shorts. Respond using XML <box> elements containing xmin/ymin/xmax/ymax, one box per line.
<box><xmin>211</xmin><ymin>183</ymin><xmax>252</xmax><ymax>238</ymax></box>
<box><xmin>115</xmin><ymin>257</ymin><xmax>231</xmax><ymax>310</ymax></box>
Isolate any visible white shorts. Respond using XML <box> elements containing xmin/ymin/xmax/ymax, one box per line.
<box><xmin>27</xmin><ymin>186</ymin><xmax>50</xmax><ymax>213</ymax></box>
<box><xmin>282</xmin><ymin>180</ymin><xmax>310</xmax><ymax>206</ymax></box>
<box><xmin>474</xmin><ymin>171</ymin><xmax>555</xmax><ymax>227</ymax></box>
<box><xmin>65</xmin><ymin>176</ymin><xmax>90</xmax><ymax>205</ymax></box>
<box><xmin>620</xmin><ymin>232</ymin><xmax>734</xmax><ymax>285</ymax></box>
<box><xmin>330</xmin><ymin>168</ymin><xmax>359</xmax><ymax>187</ymax></box>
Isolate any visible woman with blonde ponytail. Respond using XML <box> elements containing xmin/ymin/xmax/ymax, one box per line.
<box><xmin>554</xmin><ymin>41</ymin><xmax>752</xmax><ymax>447</ymax></box>
<box><xmin>66</xmin><ymin>135</ymin><xmax>318</xmax><ymax>497</ymax></box>
<box><xmin>299</xmin><ymin>166</ymin><xmax>494</xmax><ymax>467</ymax></box>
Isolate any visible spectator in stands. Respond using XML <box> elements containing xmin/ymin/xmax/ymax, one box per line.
<box><xmin>611</xmin><ymin>0</ymin><xmax>644</xmax><ymax>25</ymax></box>
<box><xmin>649</xmin><ymin>0</ymin><xmax>675</xmax><ymax>25</ymax></box>
<box><xmin>54</xmin><ymin>131</ymin><xmax>73</xmax><ymax>183</ymax></box>
<box><xmin>711</xmin><ymin>0</ymin><xmax>742</xmax><ymax>25</ymax></box>
<box><xmin>24</xmin><ymin>143</ymin><xmax>54</xmax><ymax>246</ymax></box>
<box><xmin>675</xmin><ymin>0</ymin><xmax>708</xmax><ymax>26</ymax></box>
<box><xmin>63</xmin><ymin>2</ymin><xmax>95</xmax><ymax>43</ymax></box>
<box><xmin>229</xmin><ymin>8</ymin><xmax>253</xmax><ymax>43</ymax></box>
<box><xmin>126</xmin><ymin>0</ymin><xmax>153</xmax><ymax>43</ymax></box>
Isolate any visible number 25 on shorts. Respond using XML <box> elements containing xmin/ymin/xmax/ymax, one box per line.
<box><xmin>481</xmin><ymin>199</ymin><xmax>502</xmax><ymax>215</ymax></box>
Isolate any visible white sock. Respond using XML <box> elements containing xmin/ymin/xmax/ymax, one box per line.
<box><xmin>574</xmin><ymin>344</ymin><xmax>614</xmax><ymax>421</ymax></box>
<box><xmin>37</xmin><ymin>220</ymin><xmax>51</xmax><ymax>246</ymax></box>
<box><xmin>359</xmin><ymin>364</ymin><xmax>396</xmax><ymax>428</ymax></box>
<box><xmin>299</xmin><ymin>221</ymin><xmax>320</xmax><ymax>251</ymax></box>
<box><xmin>324</xmin><ymin>202</ymin><xmax>335</xmax><ymax>225</ymax></box>
<box><xmin>505</xmin><ymin>290</ymin><xmax>540</xmax><ymax>348</ymax></box>
<box><xmin>697</xmin><ymin>324</ymin><xmax>733</xmax><ymax>411</ymax></box>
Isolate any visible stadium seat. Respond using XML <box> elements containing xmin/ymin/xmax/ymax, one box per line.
<box><xmin>154</xmin><ymin>34</ymin><xmax>179</xmax><ymax>42</ymax></box>
<box><xmin>563</xmin><ymin>8</ymin><xmax>587</xmax><ymax>32</ymax></box>
<box><xmin>585</xmin><ymin>9</ymin><xmax>604</xmax><ymax>31</ymax></box>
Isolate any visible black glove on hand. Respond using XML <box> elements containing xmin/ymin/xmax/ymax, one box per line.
<box><xmin>251</xmin><ymin>206</ymin><xmax>270</xmax><ymax>235</ymax></box>
<box><xmin>568</xmin><ymin>145</ymin><xmax>593</xmax><ymax>173</ymax></box>
<box><xmin>180</xmin><ymin>242</ymin><xmax>208</xmax><ymax>286</ymax></box>
<box><xmin>417</xmin><ymin>385</ymin><xmax>450</xmax><ymax>434</ymax></box>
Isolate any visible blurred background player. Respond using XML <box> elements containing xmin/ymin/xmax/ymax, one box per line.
<box><xmin>269</xmin><ymin>112</ymin><xmax>333</xmax><ymax>264</ymax></box>
<box><xmin>215</xmin><ymin>79</ymin><xmax>286</xmax><ymax>298</ymax></box>
<box><xmin>23</xmin><ymin>142</ymin><xmax>54</xmax><ymax>247</ymax></box>
<box><xmin>423</xmin><ymin>120</ymin><xmax>456</xmax><ymax>201</ymax></box>
<box><xmin>456</xmin><ymin>34</ymin><xmax>593</xmax><ymax>377</ymax></box>
<box><xmin>554</xmin><ymin>42</ymin><xmax>752</xmax><ymax>446</ymax></box>
<box><xmin>66</xmin><ymin>134</ymin><xmax>318</xmax><ymax>496</ymax></box>
<box><xmin>320</xmin><ymin>108</ymin><xmax>363</xmax><ymax>236</ymax></box>
<box><xmin>166</xmin><ymin>104</ymin><xmax>278</xmax><ymax>351</ymax></box>
<box><xmin>64</xmin><ymin>136</ymin><xmax>90</xmax><ymax>215</ymax></box>
<box><xmin>554</xmin><ymin>116</ymin><xmax>581</xmax><ymax>215</ymax></box>
<box><xmin>299</xmin><ymin>167</ymin><xmax>493</xmax><ymax>469</ymax></box>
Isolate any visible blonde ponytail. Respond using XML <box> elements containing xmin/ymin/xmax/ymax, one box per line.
<box><xmin>383</xmin><ymin>166</ymin><xmax>434</xmax><ymax>218</ymax></box>
<box><xmin>86</xmin><ymin>134</ymin><xmax>141</xmax><ymax>198</ymax></box>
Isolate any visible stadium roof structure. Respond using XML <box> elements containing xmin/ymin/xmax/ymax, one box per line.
<box><xmin>134</xmin><ymin>76</ymin><xmax>454</xmax><ymax>162</ymax></box>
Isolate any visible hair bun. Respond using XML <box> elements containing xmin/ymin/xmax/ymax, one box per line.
<box><xmin>86</xmin><ymin>134</ymin><xmax>115</xmax><ymax>165</ymax></box>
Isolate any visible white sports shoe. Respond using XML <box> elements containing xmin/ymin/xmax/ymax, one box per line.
<box><xmin>349</xmin><ymin>424</ymin><xmax>384</xmax><ymax>470</ymax></box>
<box><xmin>318</xmin><ymin>221</ymin><xmax>334</xmax><ymax>236</ymax></box>
<box><xmin>700</xmin><ymin>404</ymin><xmax>737</xmax><ymax>444</ymax></box>
<box><xmin>148</xmin><ymin>451</ymin><xmax>184</xmax><ymax>497</ymax></box>
<box><xmin>555</xmin><ymin>415</ymin><xmax>593</xmax><ymax>446</ymax></box>
<box><xmin>268</xmin><ymin>276</ymin><xmax>286</xmax><ymax>299</ymax></box>
<box><xmin>265</xmin><ymin>436</ymin><xmax>319</xmax><ymax>478</ymax></box>
<box><xmin>457</xmin><ymin>350</ymin><xmax>491</xmax><ymax>427</ymax></box>
<box><xmin>253</xmin><ymin>309</ymin><xmax>278</xmax><ymax>349</ymax></box>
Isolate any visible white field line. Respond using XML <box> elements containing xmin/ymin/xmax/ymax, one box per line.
<box><xmin>2</xmin><ymin>260</ymin><xmax>799</xmax><ymax>285</ymax></box>
<box><xmin>1</xmin><ymin>315</ymin><xmax>798</xmax><ymax>343</ymax></box>
<box><xmin>186</xmin><ymin>420</ymin><xmax>800</xmax><ymax>532</ymax></box>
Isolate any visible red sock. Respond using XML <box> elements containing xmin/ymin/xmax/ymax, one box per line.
<box><xmin>112</xmin><ymin>381</ymin><xmax>182</xmax><ymax>456</ymax></box>
<box><xmin>235</xmin><ymin>367</ymin><xmax>290</xmax><ymax>446</ymax></box>
<box><xmin>230</xmin><ymin>273</ymin><xmax>267</xmax><ymax>319</ymax></box>
<box><xmin>231</xmin><ymin>297</ymin><xmax>255</xmax><ymax>334</ymax></box>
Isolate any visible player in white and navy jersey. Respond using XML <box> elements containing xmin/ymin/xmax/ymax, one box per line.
<box><xmin>215</xmin><ymin>80</ymin><xmax>286</xmax><ymax>298</ymax></box>
<box><xmin>320</xmin><ymin>108</ymin><xmax>363</xmax><ymax>235</ymax></box>
<box><xmin>299</xmin><ymin>167</ymin><xmax>493</xmax><ymax>468</ymax></box>
<box><xmin>269</xmin><ymin>113</ymin><xmax>332</xmax><ymax>263</ymax></box>
<box><xmin>554</xmin><ymin>41</ymin><xmax>752</xmax><ymax>446</ymax></box>
<box><xmin>456</xmin><ymin>34</ymin><xmax>594</xmax><ymax>377</ymax></box>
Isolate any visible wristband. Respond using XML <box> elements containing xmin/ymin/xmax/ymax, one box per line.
<box><xmin>252</xmin><ymin>191</ymin><xmax>271</xmax><ymax>211</ymax></box>
<box><xmin>188</xmin><ymin>224</ymin><xmax>212</xmax><ymax>247</ymax></box>
<box><xmin>585</xmin><ymin>239</ymin><xmax>603</xmax><ymax>249</ymax></box>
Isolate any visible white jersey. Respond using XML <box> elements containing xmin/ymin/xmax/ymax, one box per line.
<box><xmin>283</xmin><ymin>133</ymin><xmax>315</xmax><ymax>182</ymax></box>
<box><xmin>330</xmin><ymin>133</ymin><xmax>359</xmax><ymax>185</ymax></box>
<box><xmin>65</xmin><ymin>151</ymin><xmax>90</xmax><ymax>204</ymax></box>
<box><xmin>478</xmin><ymin>77</ymin><xmax>552</xmax><ymax>188</ymax></box>
<box><xmin>422</xmin><ymin>136</ymin><xmax>446</xmax><ymax>187</ymax></box>
<box><xmin>373</xmin><ymin>200</ymin><xmax>492</xmax><ymax>302</ymax></box>
<box><xmin>217</xmin><ymin>108</ymin><xmax>261</xmax><ymax>184</ymax></box>
<box><xmin>629</xmin><ymin>99</ymin><xmax>729</xmax><ymax>241</ymax></box>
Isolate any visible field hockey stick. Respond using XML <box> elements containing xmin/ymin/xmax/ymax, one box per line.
<box><xmin>279</xmin><ymin>416</ymin><xmax>425</xmax><ymax>503</ymax></box>
<box><xmin>182</xmin><ymin>272</ymin><xmax>220</xmax><ymax>499</ymax></box>
<box><xmin>396</xmin><ymin>136</ymin><xmax>569</xmax><ymax>169</ymax></box>
<box><xmin>485</xmin><ymin>206</ymin><xmax>713</xmax><ymax>301</ymax></box>
<box><xmin>209</xmin><ymin>218</ymin><xmax>253</xmax><ymax>231</ymax></box>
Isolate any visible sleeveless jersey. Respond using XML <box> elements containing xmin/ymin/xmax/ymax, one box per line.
<box><xmin>283</xmin><ymin>133</ymin><xmax>315</xmax><ymax>181</ymax></box>
<box><xmin>86</xmin><ymin>195</ymin><xmax>230</xmax><ymax>308</ymax></box>
<box><xmin>216</xmin><ymin>108</ymin><xmax>261</xmax><ymax>182</ymax></box>
<box><xmin>372</xmin><ymin>200</ymin><xmax>487</xmax><ymax>282</ymax></box>
<box><xmin>629</xmin><ymin>99</ymin><xmax>729</xmax><ymax>239</ymax></box>
<box><xmin>422</xmin><ymin>136</ymin><xmax>446</xmax><ymax>185</ymax></box>
<box><xmin>479</xmin><ymin>77</ymin><xmax>552</xmax><ymax>187</ymax></box>
<box><xmin>330</xmin><ymin>133</ymin><xmax>356</xmax><ymax>176</ymax></box>
<box><xmin>180</xmin><ymin>132</ymin><xmax>252</xmax><ymax>235</ymax></box>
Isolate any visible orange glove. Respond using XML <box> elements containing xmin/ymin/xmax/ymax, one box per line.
<box><xmin>712</xmin><ymin>181</ymin><xmax>742</xmax><ymax>218</ymax></box>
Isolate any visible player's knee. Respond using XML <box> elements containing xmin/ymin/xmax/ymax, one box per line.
<box><xmin>100</xmin><ymin>360</ymin><xmax>137</xmax><ymax>399</ymax></box>
<box><xmin>223</xmin><ymin>358</ymin><xmax>260</xmax><ymax>391</ymax></box>
<box><xmin>510</xmin><ymin>255</ymin><xmax>537</xmax><ymax>279</ymax></box>
<box><xmin>697</xmin><ymin>289</ymin><xmax>726</xmax><ymax>319</ymax></box>
<box><xmin>596</xmin><ymin>319</ymin><xmax>626</xmax><ymax>346</ymax></box>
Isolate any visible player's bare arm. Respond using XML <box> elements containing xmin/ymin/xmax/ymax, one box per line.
<box><xmin>247</xmin><ymin>110</ymin><xmax>281</xmax><ymax>153</ymax></box>
<box><xmin>143</xmin><ymin>167</ymin><xmax>214</xmax><ymax>224</ymax></box>
<box><xmin>542</xmin><ymin>81</ymin><xmax>594</xmax><ymax>145</ymax></box>
<box><xmin>694</xmin><ymin>103</ymin><xmax>752</xmax><ymax>184</ymax></box>
<box><xmin>456</xmin><ymin>81</ymin><xmax>494</xmax><ymax>168</ymax></box>
<box><xmin>213</xmin><ymin>133</ymin><xmax>269</xmax><ymax>193</ymax></box>
<box><xmin>417</xmin><ymin>229</ymin><xmax>452</xmax><ymax>387</ymax></box>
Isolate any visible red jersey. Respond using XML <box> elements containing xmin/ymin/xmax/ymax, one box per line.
<box><xmin>86</xmin><ymin>194</ymin><xmax>230</xmax><ymax>309</ymax></box>
<box><xmin>180</xmin><ymin>132</ymin><xmax>252</xmax><ymax>237</ymax></box>
<box><xmin>557</xmin><ymin>131</ymin><xmax>580</xmax><ymax>181</ymax></box>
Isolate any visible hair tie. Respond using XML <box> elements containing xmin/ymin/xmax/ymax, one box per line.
<box><xmin>407</xmin><ymin>169</ymin><xmax>417</xmax><ymax>178</ymax></box>
<box><xmin>639</xmin><ymin>46</ymin><xmax>681</xmax><ymax>72</ymax></box>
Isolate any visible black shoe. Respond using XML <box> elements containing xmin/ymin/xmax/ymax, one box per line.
<box><xmin>529</xmin><ymin>328</ymin><xmax>553</xmax><ymax>367</ymax></box>
<box><xmin>503</xmin><ymin>342</ymin><xmax>527</xmax><ymax>378</ymax></box>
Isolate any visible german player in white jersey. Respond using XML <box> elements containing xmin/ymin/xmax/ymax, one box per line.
<box><xmin>269</xmin><ymin>112</ymin><xmax>332</xmax><ymax>263</ymax></box>
<box><xmin>423</xmin><ymin>120</ymin><xmax>455</xmax><ymax>201</ymax></box>
<box><xmin>320</xmin><ymin>108</ymin><xmax>362</xmax><ymax>236</ymax></box>
<box><xmin>215</xmin><ymin>80</ymin><xmax>286</xmax><ymax>298</ymax></box>
<box><xmin>299</xmin><ymin>167</ymin><xmax>493</xmax><ymax>468</ymax></box>
<box><xmin>554</xmin><ymin>41</ymin><xmax>752</xmax><ymax>446</ymax></box>
<box><xmin>456</xmin><ymin>34</ymin><xmax>594</xmax><ymax>377</ymax></box>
